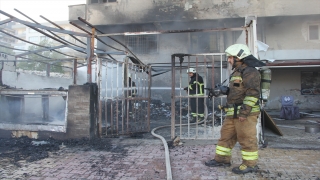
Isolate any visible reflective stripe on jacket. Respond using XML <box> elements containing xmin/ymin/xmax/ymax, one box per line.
<box><xmin>226</xmin><ymin>64</ymin><xmax>261</xmax><ymax>117</ymax></box>
<box><xmin>187</xmin><ymin>73</ymin><xmax>204</xmax><ymax>95</ymax></box>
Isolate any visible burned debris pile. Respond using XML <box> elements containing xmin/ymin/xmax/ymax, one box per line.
<box><xmin>0</xmin><ymin>136</ymin><xmax>59</xmax><ymax>165</ymax></box>
<box><xmin>0</xmin><ymin>136</ymin><xmax>128</xmax><ymax>167</ymax></box>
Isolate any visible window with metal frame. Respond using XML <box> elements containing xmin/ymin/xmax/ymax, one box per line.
<box><xmin>125</xmin><ymin>33</ymin><xmax>158</xmax><ymax>54</ymax></box>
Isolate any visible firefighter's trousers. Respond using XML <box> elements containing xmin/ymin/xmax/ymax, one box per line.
<box><xmin>214</xmin><ymin>115</ymin><xmax>258</xmax><ymax>167</ymax></box>
<box><xmin>190</xmin><ymin>96</ymin><xmax>204</xmax><ymax>118</ymax></box>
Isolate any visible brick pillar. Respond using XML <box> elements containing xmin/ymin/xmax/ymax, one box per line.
<box><xmin>66</xmin><ymin>84</ymin><xmax>98</xmax><ymax>139</ymax></box>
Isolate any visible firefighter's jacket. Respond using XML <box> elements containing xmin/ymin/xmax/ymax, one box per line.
<box><xmin>184</xmin><ymin>73</ymin><xmax>204</xmax><ymax>95</ymax></box>
<box><xmin>226</xmin><ymin>64</ymin><xmax>261</xmax><ymax>118</ymax></box>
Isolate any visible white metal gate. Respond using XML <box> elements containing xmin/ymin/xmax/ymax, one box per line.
<box><xmin>170</xmin><ymin>16</ymin><xmax>264</xmax><ymax>142</ymax></box>
<box><xmin>96</xmin><ymin>56</ymin><xmax>151</xmax><ymax>136</ymax></box>
<box><xmin>170</xmin><ymin>53</ymin><xmax>229</xmax><ymax>140</ymax></box>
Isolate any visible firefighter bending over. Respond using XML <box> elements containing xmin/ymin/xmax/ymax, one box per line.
<box><xmin>184</xmin><ymin>68</ymin><xmax>205</xmax><ymax>123</ymax></box>
<box><xmin>205</xmin><ymin>44</ymin><xmax>265</xmax><ymax>174</ymax></box>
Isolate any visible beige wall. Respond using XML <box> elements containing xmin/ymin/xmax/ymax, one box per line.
<box><xmin>264</xmin><ymin>16</ymin><xmax>320</xmax><ymax>50</ymax></box>
<box><xmin>265</xmin><ymin>68</ymin><xmax>320</xmax><ymax>111</ymax></box>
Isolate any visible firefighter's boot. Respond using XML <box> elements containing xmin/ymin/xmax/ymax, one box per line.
<box><xmin>205</xmin><ymin>159</ymin><xmax>231</xmax><ymax>167</ymax></box>
<box><xmin>197</xmin><ymin>116</ymin><xmax>204</xmax><ymax>123</ymax></box>
<box><xmin>232</xmin><ymin>164</ymin><xmax>258</xmax><ymax>174</ymax></box>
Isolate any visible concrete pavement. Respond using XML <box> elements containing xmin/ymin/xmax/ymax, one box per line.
<box><xmin>0</xmin><ymin>137</ymin><xmax>319</xmax><ymax>180</ymax></box>
<box><xmin>1</xmin><ymin>117</ymin><xmax>320</xmax><ymax>180</ymax></box>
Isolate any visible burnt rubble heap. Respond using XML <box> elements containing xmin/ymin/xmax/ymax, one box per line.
<box><xmin>0</xmin><ymin>136</ymin><xmax>127</xmax><ymax>167</ymax></box>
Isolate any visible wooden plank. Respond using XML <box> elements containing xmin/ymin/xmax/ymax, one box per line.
<box><xmin>262</xmin><ymin>110</ymin><xmax>283</xmax><ymax>136</ymax></box>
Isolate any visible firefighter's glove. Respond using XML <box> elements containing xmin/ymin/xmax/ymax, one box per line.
<box><xmin>183</xmin><ymin>87</ymin><xmax>188</xmax><ymax>94</ymax></box>
<box><xmin>218</xmin><ymin>105</ymin><xmax>227</xmax><ymax>113</ymax></box>
<box><xmin>205</xmin><ymin>88</ymin><xmax>214</xmax><ymax>100</ymax></box>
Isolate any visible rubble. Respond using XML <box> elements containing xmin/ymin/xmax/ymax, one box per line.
<box><xmin>0</xmin><ymin>136</ymin><xmax>128</xmax><ymax>167</ymax></box>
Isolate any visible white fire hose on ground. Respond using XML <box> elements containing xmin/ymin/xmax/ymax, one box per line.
<box><xmin>151</xmin><ymin>118</ymin><xmax>208</xmax><ymax>180</ymax></box>
<box><xmin>151</xmin><ymin>125</ymin><xmax>173</xmax><ymax>180</ymax></box>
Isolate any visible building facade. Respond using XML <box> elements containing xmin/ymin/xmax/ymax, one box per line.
<box><xmin>69</xmin><ymin>0</ymin><xmax>320</xmax><ymax>111</ymax></box>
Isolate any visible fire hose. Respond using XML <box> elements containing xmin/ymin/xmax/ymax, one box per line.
<box><xmin>151</xmin><ymin>126</ymin><xmax>173</xmax><ymax>180</ymax></box>
<box><xmin>151</xmin><ymin>119</ymin><xmax>207</xmax><ymax>180</ymax></box>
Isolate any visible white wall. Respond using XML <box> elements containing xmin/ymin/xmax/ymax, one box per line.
<box><xmin>3</xmin><ymin>71</ymin><xmax>72</xmax><ymax>89</ymax></box>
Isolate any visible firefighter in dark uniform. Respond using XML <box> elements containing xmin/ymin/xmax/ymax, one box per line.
<box><xmin>184</xmin><ymin>68</ymin><xmax>205</xmax><ymax>123</ymax></box>
<box><xmin>126</xmin><ymin>73</ymin><xmax>137</xmax><ymax>115</ymax></box>
<box><xmin>205</xmin><ymin>44</ymin><xmax>265</xmax><ymax>174</ymax></box>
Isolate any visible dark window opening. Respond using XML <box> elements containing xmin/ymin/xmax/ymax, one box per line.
<box><xmin>301</xmin><ymin>71</ymin><xmax>320</xmax><ymax>95</ymax></box>
<box><xmin>309</xmin><ymin>25</ymin><xmax>319</xmax><ymax>40</ymax></box>
<box><xmin>91</xmin><ymin>0</ymin><xmax>98</xmax><ymax>3</ymax></box>
<box><xmin>190</xmin><ymin>32</ymin><xmax>219</xmax><ymax>53</ymax></box>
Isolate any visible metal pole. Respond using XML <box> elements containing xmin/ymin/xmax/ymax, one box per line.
<box><xmin>171</xmin><ymin>55</ymin><xmax>176</xmax><ymax>140</ymax></box>
<box><xmin>46</xmin><ymin>64</ymin><xmax>50</xmax><ymax>77</ymax></box>
<box><xmin>73</xmin><ymin>59</ymin><xmax>77</xmax><ymax>85</ymax></box>
<box><xmin>97</xmin><ymin>56</ymin><xmax>102</xmax><ymax>137</ymax></box>
<box><xmin>86</xmin><ymin>28</ymin><xmax>95</xmax><ymax>83</ymax></box>
<box><xmin>0</xmin><ymin>61</ymin><xmax>3</xmax><ymax>86</ymax></box>
<box><xmin>147</xmin><ymin>65</ymin><xmax>151</xmax><ymax>132</ymax></box>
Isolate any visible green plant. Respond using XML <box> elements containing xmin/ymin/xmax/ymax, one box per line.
<box><xmin>17</xmin><ymin>39</ymin><xmax>65</xmax><ymax>73</ymax></box>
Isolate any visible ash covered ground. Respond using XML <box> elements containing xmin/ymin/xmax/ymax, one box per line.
<box><xmin>0</xmin><ymin>136</ymin><xmax>128</xmax><ymax>168</ymax></box>
<box><xmin>1</xmin><ymin>98</ymin><xmax>318</xmax><ymax>171</ymax></box>
<box><xmin>0</xmin><ymin>99</ymin><xmax>219</xmax><ymax>169</ymax></box>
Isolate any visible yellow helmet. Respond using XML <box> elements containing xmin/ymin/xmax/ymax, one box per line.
<box><xmin>225</xmin><ymin>44</ymin><xmax>251</xmax><ymax>60</ymax></box>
